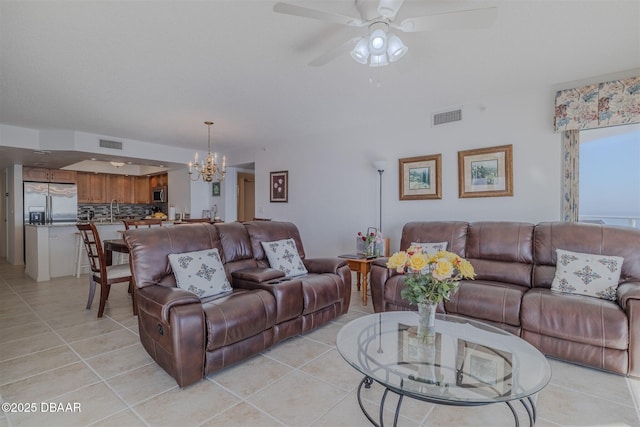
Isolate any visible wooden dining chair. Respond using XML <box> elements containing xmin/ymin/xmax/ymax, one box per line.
<box><xmin>122</xmin><ymin>218</ymin><xmax>163</xmax><ymax>229</ymax></box>
<box><xmin>76</xmin><ymin>222</ymin><xmax>135</xmax><ymax>318</ymax></box>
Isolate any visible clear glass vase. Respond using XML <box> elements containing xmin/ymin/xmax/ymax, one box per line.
<box><xmin>417</xmin><ymin>302</ymin><xmax>437</xmax><ymax>343</ymax></box>
<box><xmin>365</xmin><ymin>242</ymin><xmax>376</xmax><ymax>257</ymax></box>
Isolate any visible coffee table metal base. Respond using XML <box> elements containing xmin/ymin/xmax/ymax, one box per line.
<box><xmin>357</xmin><ymin>376</ymin><xmax>537</xmax><ymax>427</ymax></box>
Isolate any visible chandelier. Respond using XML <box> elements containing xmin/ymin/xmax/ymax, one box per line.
<box><xmin>188</xmin><ymin>121</ymin><xmax>226</xmax><ymax>183</ymax></box>
<box><xmin>350</xmin><ymin>22</ymin><xmax>407</xmax><ymax>67</ymax></box>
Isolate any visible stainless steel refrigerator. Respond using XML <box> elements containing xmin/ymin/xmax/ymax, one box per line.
<box><xmin>23</xmin><ymin>182</ymin><xmax>78</xmax><ymax>224</ymax></box>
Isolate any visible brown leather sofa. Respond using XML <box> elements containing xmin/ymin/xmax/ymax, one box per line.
<box><xmin>370</xmin><ymin>221</ymin><xmax>640</xmax><ymax>378</ymax></box>
<box><xmin>123</xmin><ymin>220</ymin><xmax>351</xmax><ymax>387</ymax></box>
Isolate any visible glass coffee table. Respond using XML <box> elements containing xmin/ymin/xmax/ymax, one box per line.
<box><xmin>336</xmin><ymin>312</ymin><xmax>551</xmax><ymax>427</ymax></box>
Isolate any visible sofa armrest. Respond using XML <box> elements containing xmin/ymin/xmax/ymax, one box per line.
<box><xmin>618</xmin><ymin>281</ymin><xmax>640</xmax><ymax>378</ymax></box>
<box><xmin>372</xmin><ymin>257</ymin><xmax>389</xmax><ymax>268</ymax></box>
<box><xmin>303</xmin><ymin>257</ymin><xmax>347</xmax><ymax>274</ymax></box>
<box><xmin>370</xmin><ymin>260</ymin><xmax>404</xmax><ymax>313</ymax></box>
<box><xmin>618</xmin><ymin>281</ymin><xmax>640</xmax><ymax>310</ymax></box>
<box><xmin>136</xmin><ymin>285</ymin><xmax>201</xmax><ymax>324</ymax></box>
<box><xmin>135</xmin><ymin>285</ymin><xmax>206</xmax><ymax>388</ymax></box>
<box><xmin>370</xmin><ymin>263</ymin><xmax>389</xmax><ymax>313</ymax></box>
<box><xmin>372</xmin><ymin>257</ymin><xmax>400</xmax><ymax>278</ymax></box>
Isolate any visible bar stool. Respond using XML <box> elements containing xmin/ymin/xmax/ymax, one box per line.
<box><xmin>74</xmin><ymin>231</ymin><xmax>89</xmax><ymax>277</ymax></box>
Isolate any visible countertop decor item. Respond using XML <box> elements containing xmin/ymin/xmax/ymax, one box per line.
<box><xmin>357</xmin><ymin>227</ymin><xmax>383</xmax><ymax>257</ymax></box>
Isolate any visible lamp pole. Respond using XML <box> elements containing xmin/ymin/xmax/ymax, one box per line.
<box><xmin>373</xmin><ymin>161</ymin><xmax>387</xmax><ymax>233</ymax></box>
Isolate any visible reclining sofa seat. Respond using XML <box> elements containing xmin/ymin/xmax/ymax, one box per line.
<box><xmin>524</xmin><ymin>222</ymin><xmax>640</xmax><ymax>376</ymax></box>
<box><xmin>370</xmin><ymin>220</ymin><xmax>640</xmax><ymax>377</ymax></box>
<box><xmin>124</xmin><ymin>220</ymin><xmax>351</xmax><ymax>387</ymax></box>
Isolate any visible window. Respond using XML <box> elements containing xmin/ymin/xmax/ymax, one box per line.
<box><xmin>579</xmin><ymin>124</ymin><xmax>640</xmax><ymax>228</ymax></box>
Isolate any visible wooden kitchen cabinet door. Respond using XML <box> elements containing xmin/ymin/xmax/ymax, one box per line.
<box><xmin>23</xmin><ymin>167</ymin><xmax>77</xmax><ymax>183</ymax></box>
<box><xmin>23</xmin><ymin>167</ymin><xmax>51</xmax><ymax>181</ymax></box>
<box><xmin>91</xmin><ymin>174</ymin><xmax>108</xmax><ymax>203</ymax></box>
<box><xmin>134</xmin><ymin>176</ymin><xmax>151</xmax><ymax>204</ymax></box>
<box><xmin>149</xmin><ymin>173</ymin><xmax>168</xmax><ymax>188</ymax></box>
<box><xmin>107</xmin><ymin>175</ymin><xmax>134</xmax><ymax>204</ymax></box>
<box><xmin>49</xmin><ymin>169</ymin><xmax>77</xmax><ymax>183</ymax></box>
<box><xmin>77</xmin><ymin>173</ymin><xmax>107</xmax><ymax>203</ymax></box>
<box><xmin>77</xmin><ymin>173</ymin><xmax>92</xmax><ymax>203</ymax></box>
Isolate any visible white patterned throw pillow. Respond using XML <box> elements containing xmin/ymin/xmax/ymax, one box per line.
<box><xmin>551</xmin><ymin>249</ymin><xmax>624</xmax><ymax>301</ymax></box>
<box><xmin>261</xmin><ymin>238</ymin><xmax>308</xmax><ymax>277</ymax></box>
<box><xmin>410</xmin><ymin>241</ymin><xmax>448</xmax><ymax>254</ymax></box>
<box><xmin>168</xmin><ymin>248</ymin><xmax>232</xmax><ymax>298</ymax></box>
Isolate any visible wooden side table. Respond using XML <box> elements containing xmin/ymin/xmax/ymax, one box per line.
<box><xmin>339</xmin><ymin>255</ymin><xmax>379</xmax><ymax>306</ymax></box>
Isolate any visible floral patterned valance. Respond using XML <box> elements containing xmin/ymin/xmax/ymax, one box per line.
<box><xmin>554</xmin><ymin>76</ymin><xmax>640</xmax><ymax>132</ymax></box>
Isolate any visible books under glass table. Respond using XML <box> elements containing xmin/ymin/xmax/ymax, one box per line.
<box><xmin>336</xmin><ymin>311</ymin><xmax>551</xmax><ymax>427</ymax></box>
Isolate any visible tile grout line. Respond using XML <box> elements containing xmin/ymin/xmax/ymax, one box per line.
<box><xmin>2</xmin><ymin>278</ymin><xmax>152</xmax><ymax>427</ymax></box>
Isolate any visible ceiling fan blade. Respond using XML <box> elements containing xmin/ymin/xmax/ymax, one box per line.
<box><xmin>377</xmin><ymin>0</ymin><xmax>405</xmax><ymax>20</ymax></box>
<box><xmin>308</xmin><ymin>37</ymin><xmax>361</xmax><ymax>67</ymax></box>
<box><xmin>273</xmin><ymin>2</ymin><xmax>363</xmax><ymax>27</ymax></box>
<box><xmin>398</xmin><ymin>7</ymin><xmax>497</xmax><ymax>32</ymax></box>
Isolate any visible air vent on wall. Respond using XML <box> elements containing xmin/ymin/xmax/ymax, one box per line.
<box><xmin>99</xmin><ymin>139</ymin><xmax>123</xmax><ymax>150</ymax></box>
<box><xmin>432</xmin><ymin>108</ymin><xmax>462</xmax><ymax>127</ymax></box>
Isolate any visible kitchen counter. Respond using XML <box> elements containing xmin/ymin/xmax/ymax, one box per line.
<box><xmin>24</xmin><ymin>221</ymin><xmax>178</xmax><ymax>281</ymax></box>
<box><xmin>25</xmin><ymin>223</ymin><xmax>130</xmax><ymax>282</ymax></box>
<box><xmin>29</xmin><ymin>219</ymin><xmax>178</xmax><ymax>227</ymax></box>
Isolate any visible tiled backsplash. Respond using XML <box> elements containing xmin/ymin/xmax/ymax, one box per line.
<box><xmin>78</xmin><ymin>203</ymin><xmax>160</xmax><ymax>221</ymax></box>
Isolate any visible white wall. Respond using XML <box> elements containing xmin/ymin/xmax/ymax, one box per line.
<box><xmin>1</xmin><ymin>84</ymin><xmax>566</xmax><ymax>262</ymax></box>
<box><xmin>0</xmin><ymin>169</ymin><xmax>6</xmax><ymax>258</ymax></box>
<box><xmin>231</xmin><ymin>85</ymin><xmax>562</xmax><ymax>257</ymax></box>
<box><xmin>6</xmin><ymin>165</ymin><xmax>23</xmax><ymax>264</ymax></box>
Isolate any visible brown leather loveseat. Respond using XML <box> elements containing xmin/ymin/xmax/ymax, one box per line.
<box><xmin>370</xmin><ymin>221</ymin><xmax>640</xmax><ymax>377</ymax></box>
<box><xmin>124</xmin><ymin>220</ymin><xmax>351</xmax><ymax>387</ymax></box>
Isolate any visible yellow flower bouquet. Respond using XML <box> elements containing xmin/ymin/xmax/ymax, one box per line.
<box><xmin>387</xmin><ymin>246</ymin><xmax>475</xmax><ymax>305</ymax></box>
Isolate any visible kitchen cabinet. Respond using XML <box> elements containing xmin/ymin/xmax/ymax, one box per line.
<box><xmin>134</xmin><ymin>176</ymin><xmax>151</xmax><ymax>204</ymax></box>
<box><xmin>150</xmin><ymin>173</ymin><xmax>168</xmax><ymax>188</ymax></box>
<box><xmin>77</xmin><ymin>172</ymin><xmax>159</xmax><ymax>205</ymax></box>
<box><xmin>77</xmin><ymin>172</ymin><xmax>107</xmax><ymax>203</ymax></box>
<box><xmin>107</xmin><ymin>175</ymin><xmax>134</xmax><ymax>204</ymax></box>
<box><xmin>23</xmin><ymin>167</ymin><xmax>77</xmax><ymax>183</ymax></box>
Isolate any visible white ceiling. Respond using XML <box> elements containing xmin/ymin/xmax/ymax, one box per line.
<box><xmin>1</xmin><ymin>1</ymin><xmax>639</xmax><ymax>169</ymax></box>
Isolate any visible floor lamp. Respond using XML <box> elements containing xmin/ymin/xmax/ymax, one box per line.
<box><xmin>373</xmin><ymin>160</ymin><xmax>387</xmax><ymax>233</ymax></box>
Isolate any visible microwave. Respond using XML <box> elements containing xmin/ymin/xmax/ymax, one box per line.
<box><xmin>152</xmin><ymin>186</ymin><xmax>167</xmax><ymax>202</ymax></box>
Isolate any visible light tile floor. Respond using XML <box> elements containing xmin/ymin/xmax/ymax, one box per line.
<box><xmin>0</xmin><ymin>259</ymin><xmax>638</xmax><ymax>427</ymax></box>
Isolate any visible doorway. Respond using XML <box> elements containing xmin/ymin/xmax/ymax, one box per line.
<box><xmin>237</xmin><ymin>172</ymin><xmax>255</xmax><ymax>222</ymax></box>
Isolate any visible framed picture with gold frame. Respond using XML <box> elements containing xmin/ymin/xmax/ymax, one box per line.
<box><xmin>399</xmin><ymin>154</ymin><xmax>442</xmax><ymax>200</ymax></box>
<box><xmin>458</xmin><ymin>145</ymin><xmax>513</xmax><ymax>198</ymax></box>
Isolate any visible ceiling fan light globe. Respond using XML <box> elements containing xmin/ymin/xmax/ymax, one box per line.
<box><xmin>351</xmin><ymin>37</ymin><xmax>370</xmax><ymax>64</ymax></box>
<box><xmin>368</xmin><ymin>29</ymin><xmax>387</xmax><ymax>55</ymax></box>
<box><xmin>387</xmin><ymin>34</ymin><xmax>408</xmax><ymax>62</ymax></box>
<box><xmin>369</xmin><ymin>53</ymin><xmax>389</xmax><ymax>67</ymax></box>
<box><xmin>351</xmin><ymin>51</ymin><xmax>368</xmax><ymax>64</ymax></box>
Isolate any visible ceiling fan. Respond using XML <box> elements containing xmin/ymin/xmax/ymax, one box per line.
<box><xmin>273</xmin><ymin>0</ymin><xmax>497</xmax><ymax>67</ymax></box>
